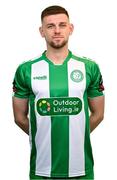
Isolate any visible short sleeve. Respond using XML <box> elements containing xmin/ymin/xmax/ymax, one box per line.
<box><xmin>12</xmin><ymin>64</ymin><xmax>30</xmax><ymax>98</ymax></box>
<box><xmin>87</xmin><ymin>62</ymin><xmax>104</xmax><ymax>98</ymax></box>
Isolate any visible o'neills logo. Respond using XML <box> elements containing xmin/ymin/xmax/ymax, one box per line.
<box><xmin>36</xmin><ymin>97</ymin><xmax>82</xmax><ymax>116</ymax></box>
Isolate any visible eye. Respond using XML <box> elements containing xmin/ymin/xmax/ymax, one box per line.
<box><xmin>61</xmin><ymin>25</ymin><xmax>66</xmax><ymax>27</ymax></box>
<box><xmin>47</xmin><ymin>24</ymin><xmax>55</xmax><ymax>29</ymax></box>
<box><xmin>59</xmin><ymin>23</ymin><xmax>67</xmax><ymax>28</ymax></box>
<box><xmin>47</xmin><ymin>25</ymin><xmax>52</xmax><ymax>29</ymax></box>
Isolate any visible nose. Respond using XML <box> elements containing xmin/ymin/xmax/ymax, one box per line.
<box><xmin>54</xmin><ymin>26</ymin><xmax>60</xmax><ymax>34</ymax></box>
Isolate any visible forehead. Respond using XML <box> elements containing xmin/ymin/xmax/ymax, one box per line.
<box><xmin>42</xmin><ymin>14</ymin><xmax>69</xmax><ymax>24</ymax></box>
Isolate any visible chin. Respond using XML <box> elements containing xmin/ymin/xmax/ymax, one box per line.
<box><xmin>50</xmin><ymin>41</ymin><xmax>68</xmax><ymax>49</ymax></box>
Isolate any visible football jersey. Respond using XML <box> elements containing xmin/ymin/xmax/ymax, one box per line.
<box><xmin>13</xmin><ymin>51</ymin><xmax>104</xmax><ymax>178</ymax></box>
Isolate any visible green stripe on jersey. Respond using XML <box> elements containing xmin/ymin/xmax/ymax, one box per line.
<box><xmin>83</xmin><ymin>93</ymin><xmax>94</xmax><ymax>172</ymax></box>
<box><xmin>49</xmin><ymin>63</ymin><xmax>69</xmax><ymax>176</ymax></box>
<box><xmin>30</xmin><ymin>95</ymin><xmax>37</xmax><ymax>174</ymax></box>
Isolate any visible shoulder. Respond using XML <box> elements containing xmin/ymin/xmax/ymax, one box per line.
<box><xmin>72</xmin><ymin>53</ymin><xmax>97</xmax><ymax>66</ymax></box>
<box><xmin>71</xmin><ymin>53</ymin><xmax>100</xmax><ymax>72</ymax></box>
<box><xmin>16</xmin><ymin>55</ymin><xmax>43</xmax><ymax>72</ymax></box>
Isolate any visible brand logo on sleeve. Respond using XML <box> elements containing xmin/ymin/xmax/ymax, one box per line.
<box><xmin>70</xmin><ymin>70</ymin><xmax>84</xmax><ymax>82</ymax></box>
<box><xmin>98</xmin><ymin>75</ymin><xmax>104</xmax><ymax>92</ymax></box>
<box><xmin>36</xmin><ymin>97</ymin><xmax>82</xmax><ymax>116</ymax></box>
<box><xmin>12</xmin><ymin>80</ymin><xmax>17</xmax><ymax>93</ymax></box>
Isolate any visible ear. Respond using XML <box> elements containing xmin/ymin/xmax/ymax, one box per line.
<box><xmin>69</xmin><ymin>24</ymin><xmax>74</xmax><ymax>35</ymax></box>
<box><xmin>39</xmin><ymin>26</ymin><xmax>45</xmax><ymax>37</ymax></box>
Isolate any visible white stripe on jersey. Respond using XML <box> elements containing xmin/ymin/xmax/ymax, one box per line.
<box><xmin>68</xmin><ymin>59</ymin><xmax>86</xmax><ymax>177</ymax></box>
<box><xmin>31</xmin><ymin>60</ymin><xmax>51</xmax><ymax>176</ymax></box>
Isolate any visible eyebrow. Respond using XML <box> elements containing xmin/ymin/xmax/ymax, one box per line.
<box><xmin>46</xmin><ymin>22</ymin><xmax>67</xmax><ymax>26</ymax></box>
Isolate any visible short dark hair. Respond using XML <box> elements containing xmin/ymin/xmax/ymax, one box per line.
<box><xmin>41</xmin><ymin>5</ymin><xmax>69</xmax><ymax>21</ymax></box>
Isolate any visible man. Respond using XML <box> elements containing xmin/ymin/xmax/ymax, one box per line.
<box><xmin>12</xmin><ymin>5</ymin><xmax>105</xmax><ymax>180</ymax></box>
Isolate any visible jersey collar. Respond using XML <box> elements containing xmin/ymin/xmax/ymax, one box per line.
<box><xmin>42</xmin><ymin>50</ymin><xmax>72</xmax><ymax>66</ymax></box>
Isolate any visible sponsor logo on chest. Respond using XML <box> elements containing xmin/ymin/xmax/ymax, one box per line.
<box><xmin>36</xmin><ymin>97</ymin><xmax>82</xmax><ymax>116</ymax></box>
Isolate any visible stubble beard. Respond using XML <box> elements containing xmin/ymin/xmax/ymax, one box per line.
<box><xmin>48</xmin><ymin>39</ymin><xmax>68</xmax><ymax>49</ymax></box>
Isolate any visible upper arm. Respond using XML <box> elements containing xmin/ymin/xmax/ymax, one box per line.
<box><xmin>88</xmin><ymin>96</ymin><xmax>105</xmax><ymax>117</ymax></box>
<box><xmin>12</xmin><ymin>96</ymin><xmax>29</xmax><ymax>121</ymax></box>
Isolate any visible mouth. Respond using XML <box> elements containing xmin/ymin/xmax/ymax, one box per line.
<box><xmin>53</xmin><ymin>36</ymin><xmax>64</xmax><ymax>39</ymax></box>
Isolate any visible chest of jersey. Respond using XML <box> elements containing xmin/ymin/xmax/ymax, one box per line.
<box><xmin>31</xmin><ymin>59</ymin><xmax>86</xmax><ymax>99</ymax></box>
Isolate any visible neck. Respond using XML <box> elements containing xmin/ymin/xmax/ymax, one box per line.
<box><xmin>46</xmin><ymin>46</ymin><xmax>69</xmax><ymax>64</ymax></box>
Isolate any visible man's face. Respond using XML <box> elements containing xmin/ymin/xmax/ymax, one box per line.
<box><xmin>40</xmin><ymin>14</ymin><xmax>74</xmax><ymax>49</ymax></box>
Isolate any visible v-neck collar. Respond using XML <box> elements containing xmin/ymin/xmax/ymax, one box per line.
<box><xmin>42</xmin><ymin>50</ymin><xmax>72</xmax><ymax>66</ymax></box>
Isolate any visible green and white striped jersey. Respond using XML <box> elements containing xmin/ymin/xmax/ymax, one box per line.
<box><xmin>13</xmin><ymin>51</ymin><xmax>104</xmax><ymax>178</ymax></box>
